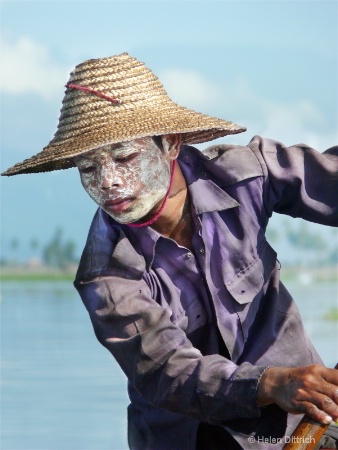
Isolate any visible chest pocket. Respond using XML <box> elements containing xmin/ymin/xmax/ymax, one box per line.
<box><xmin>225</xmin><ymin>241</ymin><xmax>277</xmax><ymax>305</ymax></box>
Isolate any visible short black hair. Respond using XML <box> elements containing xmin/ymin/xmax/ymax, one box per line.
<box><xmin>152</xmin><ymin>135</ymin><xmax>163</xmax><ymax>151</ymax></box>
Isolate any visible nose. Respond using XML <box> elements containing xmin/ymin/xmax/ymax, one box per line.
<box><xmin>100</xmin><ymin>164</ymin><xmax>122</xmax><ymax>189</ymax></box>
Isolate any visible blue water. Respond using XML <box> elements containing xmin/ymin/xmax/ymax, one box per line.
<box><xmin>1</xmin><ymin>280</ymin><xmax>337</xmax><ymax>450</ymax></box>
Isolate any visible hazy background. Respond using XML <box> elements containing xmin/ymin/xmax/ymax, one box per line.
<box><xmin>1</xmin><ymin>0</ymin><xmax>337</xmax><ymax>266</ymax></box>
<box><xmin>1</xmin><ymin>2</ymin><xmax>337</xmax><ymax>449</ymax></box>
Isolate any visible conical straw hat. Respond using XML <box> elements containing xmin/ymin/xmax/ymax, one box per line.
<box><xmin>2</xmin><ymin>52</ymin><xmax>246</xmax><ymax>176</ymax></box>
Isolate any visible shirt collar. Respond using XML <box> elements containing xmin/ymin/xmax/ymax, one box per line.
<box><xmin>179</xmin><ymin>145</ymin><xmax>240</xmax><ymax>214</ymax></box>
<box><xmin>122</xmin><ymin>221</ymin><xmax>160</xmax><ymax>270</ymax></box>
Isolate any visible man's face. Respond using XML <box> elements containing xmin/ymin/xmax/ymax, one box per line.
<box><xmin>74</xmin><ymin>137</ymin><xmax>171</xmax><ymax>224</ymax></box>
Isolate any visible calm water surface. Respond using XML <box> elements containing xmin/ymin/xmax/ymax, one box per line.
<box><xmin>1</xmin><ymin>279</ymin><xmax>337</xmax><ymax>450</ymax></box>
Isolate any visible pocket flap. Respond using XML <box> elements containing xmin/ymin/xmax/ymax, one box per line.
<box><xmin>226</xmin><ymin>242</ymin><xmax>277</xmax><ymax>304</ymax></box>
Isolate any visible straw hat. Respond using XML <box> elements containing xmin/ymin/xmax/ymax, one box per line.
<box><xmin>2</xmin><ymin>52</ymin><xmax>246</xmax><ymax>176</ymax></box>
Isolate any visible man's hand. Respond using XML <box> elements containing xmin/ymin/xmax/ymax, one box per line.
<box><xmin>257</xmin><ymin>365</ymin><xmax>338</xmax><ymax>424</ymax></box>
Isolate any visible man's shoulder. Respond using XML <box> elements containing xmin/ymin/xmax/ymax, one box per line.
<box><xmin>201</xmin><ymin>136</ymin><xmax>265</xmax><ymax>185</ymax></box>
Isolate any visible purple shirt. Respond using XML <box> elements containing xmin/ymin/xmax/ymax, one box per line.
<box><xmin>74</xmin><ymin>136</ymin><xmax>338</xmax><ymax>449</ymax></box>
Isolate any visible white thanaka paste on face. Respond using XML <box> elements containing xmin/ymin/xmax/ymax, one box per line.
<box><xmin>75</xmin><ymin>137</ymin><xmax>171</xmax><ymax>224</ymax></box>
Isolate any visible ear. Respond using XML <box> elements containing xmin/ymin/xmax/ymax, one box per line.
<box><xmin>162</xmin><ymin>134</ymin><xmax>181</xmax><ymax>160</ymax></box>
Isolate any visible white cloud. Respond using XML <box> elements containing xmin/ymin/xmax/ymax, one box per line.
<box><xmin>0</xmin><ymin>36</ymin><xmax>69</xmax><ymax>100</ymax></box>
<box><xmin>259</xmin><ymin>99</ymin><xmax>333</xmax><ymax>150</ymax></box>
<box><xmin>159</xmin><ymin>68</ymin><xmax>336</xmax><ymax>150</ymax></box>
<box><xmin>159</xmin><ymin>68</ymin><xmax>220</xmax><ymax>111</ymax></box>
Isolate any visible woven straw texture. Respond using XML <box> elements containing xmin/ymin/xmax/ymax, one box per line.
<box><xmin>2</xmin><ymin>53</ymin><xmax>246</xmax><ymax>176</ymax></box>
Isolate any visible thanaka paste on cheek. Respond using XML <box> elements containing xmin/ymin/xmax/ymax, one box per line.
<box><xmin>76</xmin><ymin>138</ymin><xmax>171</xmax><ymax>223</ymax></box>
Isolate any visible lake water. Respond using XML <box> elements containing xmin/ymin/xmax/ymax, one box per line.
<box><xmin>1</xmin><ymin>279</ymin><xmax>337</xmax><ymax>450</ymax></box>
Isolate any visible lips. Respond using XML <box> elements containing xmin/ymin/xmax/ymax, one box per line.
<box><xmin>103</xmin><ymin>198</ymin><xmax>134</xmax><ymax>213</ymax></box>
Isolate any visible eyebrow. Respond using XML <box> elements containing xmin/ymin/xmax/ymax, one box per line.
<box><xmin>75</xmin><ymin>144</ymin><xmax>139</xmax><ymax>163</ymax></box>
<box><xmin>74</xmin><ymin>155</ymin><xmax>92</xmax><ymax>163</ymax></box>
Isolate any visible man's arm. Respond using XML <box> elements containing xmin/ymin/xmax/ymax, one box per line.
<box><xmin>75</xmin><ymin>274</ymin><xmax>267</xmax><ymax>424</ymax></box>
<box><xmin>76</xmin><ymin>272</ymin><xmax>338</xmax><ymax>426</ymax></box>
<box><xmin>249</xmin><ymin>135</ymin><xmax>338</xmax><ymax>225</ymax></box>
<box><xmin>249</xmin><ymin>136</ymin><xmax>338</xmax><ymax>423</ymax></box>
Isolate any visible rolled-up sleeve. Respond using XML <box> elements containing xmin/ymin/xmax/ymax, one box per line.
<box><xmin>75</xmin><ymin>274</ymin><xmax>266</xmax><ymax>424</ymax></box>
<box><xmin>248</xmin><ymin>135</ymin><xmax>338</xmax><ymax>225</ymax></box>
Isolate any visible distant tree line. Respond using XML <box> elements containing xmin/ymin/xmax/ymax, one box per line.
<box><xmin>266</xmin><ymin>220</ymin><xmax>337</xmax><ymax>267</ymax></box>
<box><xmin>42</xmin><ymin>227</ymin><xmax>77</xmax><ymax>269</ymax></box>
<box><xmin>3</xmin><ymin>221</ymin><xmax>337</xmax><ymax>270</ymax></box>
<box><xmin>5</xmin><ymin>227</ymin><xmax>78</xmax><ymax>269</ymax></box>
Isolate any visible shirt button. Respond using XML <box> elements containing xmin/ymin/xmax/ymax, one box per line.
<box><xmin>186</xmin><ymin>252</ymin><xmax>192</xmax><ymax>259</ymax></box>
<box><xmin>199</xmin><ymin>248</ymin><xmax>205</xmax><ymax>254</ymax></box>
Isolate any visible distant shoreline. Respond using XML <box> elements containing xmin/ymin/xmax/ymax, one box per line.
<box><xmin>1</xmin><ymin>266</ymin><xmax>336</xmax><ymax>283</ymax></box>
<box><xmin>0</xmin><ymin>266</ymin><xmax>76</xmax><ymax>282</ymax></box>
<box><xmin>1</xmin><ymin>273</ymin><xmax>76</xmax><ymax>282</ymax></box>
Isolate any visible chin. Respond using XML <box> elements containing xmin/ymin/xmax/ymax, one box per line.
<box><xmin>104</xmin><ymin>209</ymin><xmax>145</xmax><ymax>225</ymax></box>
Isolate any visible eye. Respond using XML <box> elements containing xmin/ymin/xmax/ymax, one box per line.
<box><xmin>115</xmin><ymin>153</ymin><xmax>137</xmax><ymax>163</ymax></box>
<box><xmin>79</xmin><ymin>166</ymin><xmax>95</xmax><ymax>174</ymax></box>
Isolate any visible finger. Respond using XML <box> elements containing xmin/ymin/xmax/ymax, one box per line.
<box><xmin>295</xmin><ymin>366</ymin><xmax>338</xmax><ymax>404</ymax></box>
<box><xmin>299</xmin><ymin>390</ymin><xmax>338</xmax><ymax>423</ymax></box>
<box><xmin>317</xmin><ymin>394</ymin><xmax>338</xmax><ymax>420</ymax></box>
<box><xmin>318</xmin><ymin>366</ymin><xmax>338</xmax><ymax>385</ymax></box>
<box><xmin>315</xmin><ymin>379</ymin><xmax>338</xmax><ymax>412</ymax></box>
<box><xmin>300</xmin><ymin>401</ymin><xmax>333</xmax><ymax>424</ymax></box>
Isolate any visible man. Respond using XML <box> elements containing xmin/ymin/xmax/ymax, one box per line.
<box><xmin>2</xmin><ymin>53</ymin><xmax>338</xmax><ymax>449</ymax></box>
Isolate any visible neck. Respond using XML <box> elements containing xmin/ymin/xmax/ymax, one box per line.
<box><xmin>149</xmin><ymin>163</ymin><xmax>192</xmax><ymax>248</ymax></box>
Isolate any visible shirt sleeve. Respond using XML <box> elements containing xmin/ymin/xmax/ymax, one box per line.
<box><xmin>74</xmin><ymin>273</ymin><xmax>267</xmax><ymax>424</ymax></box>
<box><xmin>248</xmin><ymin>135</ymin><xmax>338</xmax><ymax>225</ymax></box>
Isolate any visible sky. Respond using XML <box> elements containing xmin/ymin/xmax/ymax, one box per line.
<box><xmin>0</xmin><ymin>0</ymin><xmax>337</xmax><ymax>261</ymax></box>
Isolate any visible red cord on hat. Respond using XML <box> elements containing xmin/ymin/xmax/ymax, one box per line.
<box><xmin>66</xmin><ymin>83</ymin><xmax>119</xmax><ymax>104</ymax></box>
<box><xmin>127</xmin><ymin>160</ymin><xmax>176</xmax><ymax>228</ymax></box>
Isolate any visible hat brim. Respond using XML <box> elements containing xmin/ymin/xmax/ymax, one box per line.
<box><xmin>2</xmin><ymin>105</ymin><xmax>245</xmax><ymax>176</ymax></box>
